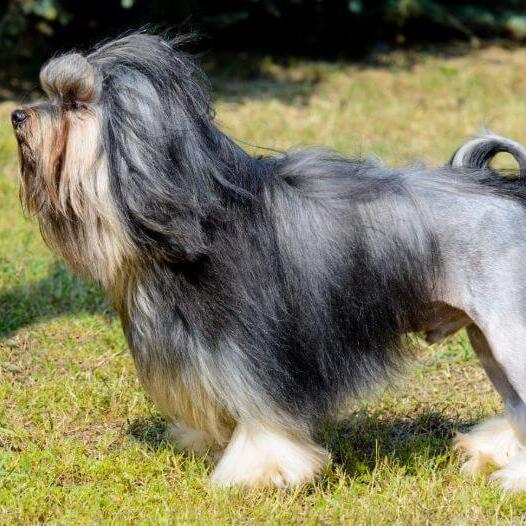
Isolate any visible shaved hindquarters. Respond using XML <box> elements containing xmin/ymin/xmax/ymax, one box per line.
<box><xmin>455</xmin><ymin>320</ymin><xmax>526</xmax><ymax>491</ymax></box>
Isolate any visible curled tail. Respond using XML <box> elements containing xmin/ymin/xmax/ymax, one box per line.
<box><xmin>449</xmin><ymin>131</ymin><xmax>526</xmax><ymax>172</ymax></box>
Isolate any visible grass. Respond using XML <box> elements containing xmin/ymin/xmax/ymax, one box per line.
<box><xmin>1</xmin><ymin>44</ymin><xmax>526</xmax><ymax>524</ymax></box>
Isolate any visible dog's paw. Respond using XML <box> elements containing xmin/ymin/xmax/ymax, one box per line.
<box><xmin>489</xmin><ymin>453</ymin><xmax>526</xmax><ymax>493</ymax></box>
<box><xmin>210</xmin><ymin>424</ymin><xmax>329</xmax><ymax>488</ymax></box>
<box><xmin>212</xmin><ymin>462</ymin><xmax>292</xmax><ymax>489</ymax></box>
<box><xmin>454</xmin><ymin>432</ymin><xmax>495</xmax><ymax>475</ymax></box>
<box><xmin>164</xmin><ymin>421</ymin><xmax>215</xmax><ymax>455</ymax></box>
<box><xmin>454</xmin><ymin>415</ymin><xmax>522</xmax><ymax>475</ymax></box>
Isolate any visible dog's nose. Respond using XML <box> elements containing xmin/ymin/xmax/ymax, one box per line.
<box><xmin>11</xmin><ymin>109</ymin><xmax>28</xmax><ymax>128</ymax></box>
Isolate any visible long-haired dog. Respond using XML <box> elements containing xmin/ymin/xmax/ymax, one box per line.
<box><xmin>11</xmin><ymin>32</ymin><xmax>526</xmax><ymax>490</ymax></box>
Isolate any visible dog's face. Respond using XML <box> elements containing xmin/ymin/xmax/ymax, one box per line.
<box><xmin>11</xmin><ymin>53</ymin><xmax>130</xmax><ymax>285</ymax></box>
<box><xmin>12</xmin><ymin>53</ymin><xmax>103</xmax><ymax>216</ymax></box>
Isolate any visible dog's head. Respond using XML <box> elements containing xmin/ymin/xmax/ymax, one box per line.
<box><xmin>13</xmin><ymin>51</ymin><xmax>103</xmax><ymax>214</ymax></box>
<box><xmin>12</xmin><ymin>49</ymin><xmax>119</xmax><ymax>283</ymax></box>
<box><xmin>12</xmin><ymin>33</ymin><xmax>222</xmax><ymax>285</ymax></box>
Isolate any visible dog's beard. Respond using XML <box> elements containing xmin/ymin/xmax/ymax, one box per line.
<box><xmin>16</xmin><ymin>105</ymin><xmax>132</xmax><ymax>288</ymax></box>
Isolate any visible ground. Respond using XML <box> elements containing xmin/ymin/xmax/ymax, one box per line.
<box><xmin>0</xmin><ymin>44</ymin><xmax>526</xmax><ymax>524</ymax></box>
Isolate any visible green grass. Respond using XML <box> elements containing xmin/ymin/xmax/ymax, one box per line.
<box><xmin>1</xmin><ymin>44</ymin><xmax>526</xmax><ymax>524</ymax></box>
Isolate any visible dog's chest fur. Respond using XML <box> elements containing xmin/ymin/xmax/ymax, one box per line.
<box><xmin>111</xmin><ymin>269</ymin><xmax>234</xmax><ymax>444</ymax></box>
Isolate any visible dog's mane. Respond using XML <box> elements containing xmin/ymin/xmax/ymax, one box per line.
<box><xmin>85</xmin><ymin>33</ymin><xmax>281</xmax><ymax>260</ymax></box>
<box><xmin>85</xmin><ymin>33</ymin><xmax>430</xmax><ymax>264</ymax></box>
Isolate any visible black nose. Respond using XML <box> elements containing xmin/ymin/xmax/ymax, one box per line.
<box><xmin>11</xmin><ymin>109</ymin><xmax>27</xmax><ymax>127</ymax></box>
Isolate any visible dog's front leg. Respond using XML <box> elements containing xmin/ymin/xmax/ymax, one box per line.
<box><xmin>211</xmin><ymin>422</ymin><xmax>329</xmax><ymax>488</ymax></box>
<box><xmin>164</xmin><ymin>420</ymin><xmax>217</xmax><ymax>455</ymax></box>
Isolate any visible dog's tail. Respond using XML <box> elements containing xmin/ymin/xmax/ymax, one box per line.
<box><xmin>449</xmin><ymin>131</ymin><xmax>526</xmax><ymax>173</ymax></box>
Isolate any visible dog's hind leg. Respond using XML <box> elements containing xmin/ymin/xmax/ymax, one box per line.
<box><xmin>454</xmin><ymin>324</ymin><xmax>523</xmax><ymax>476</ymax></box>
<box><xmin>455</xmin><ymin>320</ymin><xmax>526</xmax><ymax>491</ymax></box>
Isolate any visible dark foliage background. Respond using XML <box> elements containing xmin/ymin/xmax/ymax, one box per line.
<box><xmin>2</xmin><ymin>1</ymin><xmax>526</xmax><ymax>59</ymax></box>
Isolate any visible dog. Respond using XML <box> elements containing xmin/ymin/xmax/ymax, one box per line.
<box><xmin>11</xmin><ymin>31</ymin><xmax>526</xmax><ymax>490</ymax></box>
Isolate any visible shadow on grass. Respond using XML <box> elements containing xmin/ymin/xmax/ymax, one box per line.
<box><xmin>126</xmin><ymin>409</ymin><xmax>477</xmax><ymax>477</ymax></box>
<box><xmin>321</xmin><ymin>410</ymin><xmax>475</xmax><ymax>478</ymax></box>
<box><xmin>127</xmin><ymin>415</ymin><xmax>167</xmax><ymax>450</ymax></box>
<box><xmin>206</xmin><ymin>41</ymin><xmax>487</xmax><ymax>104</ymax></box>
<box><xmin>0</xmin><ymin>261</ymin><xmax>109</xmax><ymax>337</ymax></box>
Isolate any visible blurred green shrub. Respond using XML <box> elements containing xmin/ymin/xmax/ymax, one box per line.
<box><xmin>1</xmin><ymin>0</ymin><xmax>69</xmax><ymax>44</ymax></box>
<box><xmin>2</xmin><ymin>1</ymin><xmax>526</xmax><ymax>54</ymax></box>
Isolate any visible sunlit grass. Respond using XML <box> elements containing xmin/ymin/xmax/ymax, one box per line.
<box><xmin>1</xmin><ymin>44</ymin><xmax>526</xmax><ymax>523</ymax></box>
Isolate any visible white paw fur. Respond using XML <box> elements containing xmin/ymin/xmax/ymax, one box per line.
<box><xmin>489</xmin><ymin>452</ymin><xmax>526</xmax><ymax>493</ymax></box>
<box><xmin>454</xmin><ymin>415</ymin><xmax>522</xmax><ymax>475</ymax></box>
<box><xmin>211</xmin><ymin>423</ymin><xmax>329</xmax><ymax>488</ymax></box>
<box><xmin>164</xmin><ymin>421</ymin><xmax>216</xmax><ymax>455</ymax></box>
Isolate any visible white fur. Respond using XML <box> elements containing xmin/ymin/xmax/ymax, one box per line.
<box><xmin>164</xmin><ymin>421</ymin><xmax>216</xmax><ymax>454</ymax></box>
<box><xmin>211</xmin><ymin>423</ymin><xmax>329</xmax><ymax>488</ymax></box>
<box><xmin>454</xmin><ymin>415</ymin><xmax>523</xmax><ymax>475</ymax></box>
<box><xmin>490</xmin><ymin>451</ymin><xmax>526</xmax><ymax>492</ymax></box>
<box><xmin>507</xmin><ymin>401</ymin><xmax>526</xmax><ymax>443</ymax></box>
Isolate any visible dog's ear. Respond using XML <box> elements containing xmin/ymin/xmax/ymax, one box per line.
<box><xmin>40</xmin><ymin>53</ymin><xmax>101</xmax><ymax>104</ymax></box>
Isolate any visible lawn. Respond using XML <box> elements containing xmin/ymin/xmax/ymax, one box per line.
<box><xmin>1</xmin><ymin>44</ymin><xmax>526</xmax><ymax>524</ymax></box>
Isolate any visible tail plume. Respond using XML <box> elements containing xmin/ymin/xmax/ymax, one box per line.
<box><xmin>449</xmin><ymin>131</ymin><xmax>526</xmax><ymax>172</ymax></box>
